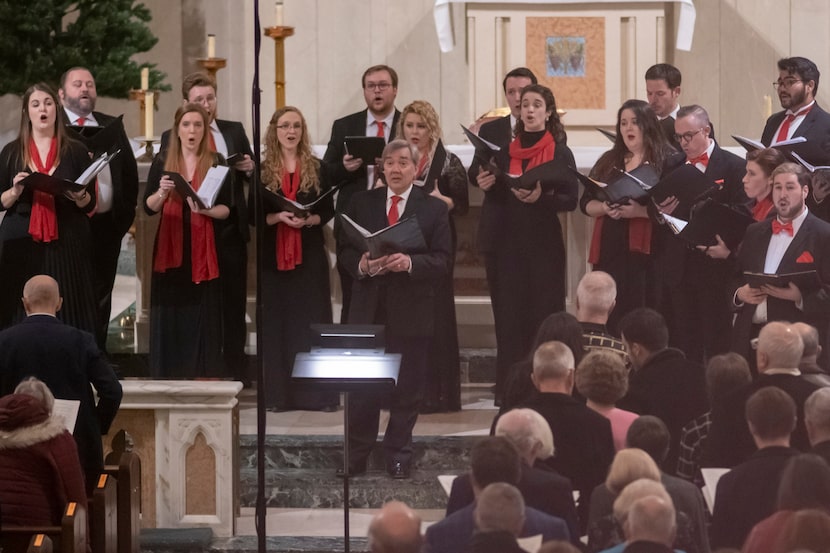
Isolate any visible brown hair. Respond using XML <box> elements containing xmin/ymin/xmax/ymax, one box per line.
<box><xmin>576</xmin><ymin>350</ymin><xmax>629</xmax><ymax>405</ymax></box>
<box><xmin>261</xmin><ymin>106</ymin><xmax>320</xmax><ymax>194</ymax></box>
<box><xmin>362</xmin><ymin>65</ymin><xmax>398</xmax><ymax>88</ymax></box>
<box><xmin>181</xmin><ymin>72</ymin><xmax>216</xmax><ymax>100</ymax></box>
<box><xmin>163</xmin><ymin>103</ymin><xmax>215</xmax><ymax>181</ymax></box>
<box><xmin>515</xmin><ymin>84</ymin><xmax>566</xmax><ymax>144</ymax></box>
<box><xmin>17</xmin><ymin>83</ymin><xmax>73</xmax><ymax>170</ymax></box>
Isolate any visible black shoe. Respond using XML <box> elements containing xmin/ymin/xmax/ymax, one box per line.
<box><xmin>388</xmin><ymin>461</ymin><xmax>410</xmax><ymax>479</ymax></box>
<box><xmin>336</xmin><ymin>464</ymin><xmax>366</xmax><ymax>478</ymax></box>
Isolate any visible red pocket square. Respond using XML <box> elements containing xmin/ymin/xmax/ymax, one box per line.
<box><xmin>797</xmin><ymin>251</ymin><xmax>814</xmax><ymax>263</ymax></box>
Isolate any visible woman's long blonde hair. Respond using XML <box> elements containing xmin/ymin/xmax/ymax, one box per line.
<box><xmin>261</xmin><ymin>106</ymin><xmax>320</xmax><ymax>194</ymax></box>
<box><xmin>164</xmin><ymin>103</ymin><xmax>215</xmax><ymax>180</ymax></box>
<box><xmin>396</xmin><ymin>100</ymin><xmax>442</xmax><ymax>155</ymax></box>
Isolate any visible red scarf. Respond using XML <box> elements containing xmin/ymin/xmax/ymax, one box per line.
<box><xmin>153</xmin><ymin>169</ymin><xmax>219</xmax><ymax>283</ymax></box>
<box><xmin>27</xmin><ymin>137</ymin><xmax>59</xmax><ymax>242</ymax></box>
<box><xmin>588</xmin><ymin>215</ymin><xmax>652</xmax><ymax>264</ymax></box>
<box><xmin>752</xmin><ymin>195</ymin><xmax>774</xmax><ymax>221</ymax></box>
<box><xmin>276</xmin><ymin>165</ymin><xmax>303</xmax><ymax>271</ymax></box>
<box><xmin>508</xmin><ymin>131</ymin><xmax>555</xmax><ymax>174</ymax></box>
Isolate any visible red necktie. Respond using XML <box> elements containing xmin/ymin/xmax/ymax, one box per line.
<box><xmin>76</xmin><ymin>117</ymin><xmax>86</xmax><ymax>126</ymax></box>
<box><xmin>775</xmin><ymin>106</ymin><xmax>812</xmax><ymax>143</ymax></box>
<box><xmin>772</xmin><ymin>219</ymin><xmax>794</xmax><ymax>236</ymax></box>
<box><xmin>388</xmin><ymin>195</ymin><xmax>401</xmax><ymax>225</ymax></box>
<box><xmin>376</xmin><ymin>121</ymin><xmax>385</xmax><ymax>138</ymax></box>
<box><xmin>688</xmin><ymin>151</ymin><xmax>709</xmax><ymax>168</ymax></box>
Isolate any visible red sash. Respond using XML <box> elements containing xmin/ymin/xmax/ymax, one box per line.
<box><xmin>276</xmin><ymin>165</ymin><xmax>303</xmax><ymax>271</ymax></box>
<box><xmin>27</xmin><ymin>137</ymin><xmax>59</xmax><ymax>242</ymax></box>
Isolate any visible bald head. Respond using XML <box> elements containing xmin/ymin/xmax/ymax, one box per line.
<box><xmin>576</xmin><ymin>271</ymin><xmax>617</xmax><ymax>322</ymax></box>
<box><xmin>757</xmin><ymin>322</ymin><xmax>804</xmax><ymax>372</ymax></box>
<box><xmin>495</xmin><ymin>408</ymin><xmax>554</xmax><ymax>464</ymax></box>
<box><xmin>367</xmin><ymin>501</ymin><xmax>422</xmax><ymax>553</ymax></box>
<box><xmin>625</xmin><ymin>496</ymin><xmax>677</xmax><ymax>546</ymax></box>
<box><xmin>22</xmin><ymin>275</ymin><xmax>62</xmax><ymax>315</ymax></box>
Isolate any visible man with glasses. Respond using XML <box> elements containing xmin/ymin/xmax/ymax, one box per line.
<box><xmin>655</xmin><ymin>105</ymin><xmax>748</xmax><ymax>363</ymax></box>
<box><xmin>323</xmin><ymin>64</ymin><xmax>401</xmax><ymax>322</ymax></box>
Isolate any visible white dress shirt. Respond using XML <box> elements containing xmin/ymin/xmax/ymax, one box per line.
<box><xmin>64</xmin><ymin>107</ymin><xmax>114</xmax><ymax>213</ymax></box>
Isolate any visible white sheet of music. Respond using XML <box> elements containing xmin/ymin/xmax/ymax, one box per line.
<box><xmin>53</xmin><ymin>399</ymin><xmax>80</xmax><ymax>433</ymax></box>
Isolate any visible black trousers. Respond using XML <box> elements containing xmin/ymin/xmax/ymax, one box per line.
<box><xmin>218</xmin><ymin>226</ymin><xmax>248</xmax><ymax>377</ymax></box>
<box><xmin>89</xmin><ymin>214</ymin><xmax>127</xmax><ymax>351</ymax></box>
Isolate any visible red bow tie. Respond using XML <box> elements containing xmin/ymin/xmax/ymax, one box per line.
<box><xmin>772</xmin><ymin>219</ymin><xmax>794</xmax><ymax>236</ymax></box>
<box><xmin>688</xmin><ymin>152</ymin><xmax>709</xmax><ymax>166</ymax></box>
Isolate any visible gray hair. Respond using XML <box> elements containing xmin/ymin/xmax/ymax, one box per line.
<box><xmin>474</xmin><ymin>483</ymin><xmax>526</xmax><ymax>535</ymax></box>
<box><xmin>626</xmin><ymin>496</ymin><xmax>677</xmax><ymax>545</ymax></box>
<box><xmin>532</xmin><ymin>341</ymin><xmax>575</xmax><ymax>382</ymax></box>
<box><xmin>612</xmin><ymin>478</ymin><xmax>671</xmax><ymax>526</ymax></box>
<box><xmin>381</xmin><ymin>139</ymin><xmax>420</xmax><ymax>165</ymax></box>
<box><xmin>496</xmin><ymin>408</ymin><xmax>555</xmax><ymax>460</ymax></box>
<box><xmin>576</xmin><ymin>271</ymin><xmax>617</xmax><ymax>317</ymax></box>
<box><xmin>758</xmin><ymin>321</ymin><xmax>804</xmax><ymax>370</ymax></box>
<box><xmin>806</xmin><ymin>388</ymin><xmax>830</xmax><ymax>429</ymax></box>
<box><xmin>14</xmin><ymin>377</ymin><xmax>55</xmax><ymax>414</ymax></box>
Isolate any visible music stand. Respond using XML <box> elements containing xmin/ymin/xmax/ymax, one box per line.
<box><xmin>292</xmin><ymin>344</ymin><xmax>400</xmax><ymax>553</ymax></box>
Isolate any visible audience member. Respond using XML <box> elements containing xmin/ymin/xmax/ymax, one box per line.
<box><xmin>520</xmin><ymin>340</ymin><xmax>615</xmax><ymax>531</ymax></box>
<box><xmin>575</xmin><ymin>271</ymin><xmax>629</xmax><ymax>365</ymax></box>
<box><xmin>424</xmin><ymin>436</ymin><xmax>569</xmax><ymax>553</ymax></box>
<box><xmin>677</xmin><ymin>353</ymin><xmax>751</xmax><ymax>486</ymax></box>
<box><xmin>622</xmin><ymin>496</ymin><xmax>677</xmax><ymax>553</ymax></box>
<box><xmin>618</xmin><ymin>308</ymin><xmax>708</xmax><ymax>472</ymax></box>
<box><xmin>793</xmin><ymin>321</ymin><xmax>830</xmax><ymax>386</ymax></box>
<box><xmin>576</xmin><ymin>350</ymin><xmax>638</xmax><ymax>451</ymax></box>
<box><xmin>448</xmin><ymin>408</ymin><xmax>579</xmax><ymax>541</ymax></box>
<box><xmin>470</xmin><ymin>483</ymin><xmax>527</xmax><ymax>553</ymax></box>
<box><xmin>367</xmin><ymin>500</ymin><xmax>422</xmax><ymax>553</ymax></box>
<box><xmin>538</xmin><ymin>541</ymin><xmax>582</xmax><ymax>553</ymax></box>
<box><xmin>806</xmin><ymin>387</ymin><xmax>830</xmax><ymax>464</ymax></box>
<box><xmin>710</xmin><ymin>387</ymin><xmax>799</xmax><ymax>549</ymax></box>
<box><xmin>0</xmin><ymin>275</ymin><xmax>122</xmax><ymax>490</ymax></box>
<box><xmin>771</xmin><ymin>508</ymin><xmax>830</xmax><ymax>553</ymax></box>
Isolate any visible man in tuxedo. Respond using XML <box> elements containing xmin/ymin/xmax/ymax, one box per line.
<box><xmin>323</xmin><ymin>64</ymin><xmax>401</xmax><ymax>322</ymax></box>
<box><xmin>732</xmin><ymin>162</ymin><xmax>830</xmax><ymax>362</ymax></box>
<box><xmin>656</xmin><ymin>105</ymin><xmax>749</xmax><ymax>362</ymax></box>
<box><xmin>806</xmin><ymin>387</ymin><xmax>830</xmax><ymax>464</ymax></box>
<box><xmin>0</xmin><ymin>275</ymin><xmax>122</xmax><ymax>491</ymax></box>
<box><xmin>161</xmin><ymin>72</ymin><xmax>255</xmax><ymax>378</ymax></box>
<box><xmin>645</xmin><ymin>63</ymin><xmax>682</xmax><ymax>150</ymax></box>
<box><xmin>446</xmin><ymin>408</ymin><xmax>580</xmax><ymax>542</ymax></box>
<box><xmin>467</xmin><ymin>67</ymin><xmax>537</xmax><ymax>401</ymax></box>
<box><xmin>337</xmin><ymin>140</ymin><xmax>450</xmax><ymax>478</ymax></box>
<box><xmin>58</xmin><ymin>67</ymin><xmax>139</xmax><ymax>352</ymax></box>
<box><xmin>367</xmin><ymin>501</ymin><xmax>423</xmax><ymax>553</ymax></box>
<box><xmin>710</xmin><ymin>387</ymin><xmax>798</xmax><ymax>549</ymax></box>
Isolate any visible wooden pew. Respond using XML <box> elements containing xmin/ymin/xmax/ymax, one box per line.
<box><xmin>27</xmin><ymin>534</ymin><xmax>54</xmax><ymax>552</ymax></box>
<box><xmin>0</xmin><ymin>502</ymin><xmax>87</xmax><ymax>553</ymax></box>
<box><xmin>103</xmin><ymin>430</ymin><xmax>141</xmax><ymax>553</ymax></box>
<box><xmin>90</xmin><ymin>474</ymin><xmax>118</xmax><ymax>553</ymax></box>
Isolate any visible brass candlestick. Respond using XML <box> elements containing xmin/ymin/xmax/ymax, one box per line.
<box><xmin>196</xmin><ymin>57</ymin><xmax>228</xmax><ymax>80</ymax></box>
<box><xmin>133</xmin><ymin>136</ymin><xmax>159</xmax><ymax>163</ymax></box>
<box><xmin>265</xmin><ymin>26</ymin><xmax>295</xmax><ymax>108</ymax></box>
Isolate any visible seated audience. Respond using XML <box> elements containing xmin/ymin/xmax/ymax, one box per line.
<box><xmin>424</xmin><ymin>436</ymin><xmax>569</xmax><ymax>553</ymax></box>
<box><xmin>771</xmin><ymin>508</ymin><xmax>830</xmax><ymax>553</ymax></box>
<box><xmin>470</xmin><ymin>483</ymin><xmax>527</xmax><ymax>553</ymax></box>
<box><xmin>539</xmin><ymin>542</ymin><xmax>582</xmax><ymax>553</ymax></box>
<box><xmin>367</xmin><ymin>500</ymin><xmax>422</xmax><ymax>553</ymax></box>
<box><xmin>576</xmin><ymin>350</ymin><xmax>638</xmax><ymax>451</ymax></box>
<box><xmin>677</xmin><ymin>353</ymin><xmax>751</xmax><ymax>486</ymax></box>
<box><xmin>743</xmin><ymin>453</ymin><xmax>830</xmax><ymax>553</ymax></box>
<box><xmin>0</xmin><ymin>379</ymin><xmax>86</xmax><ymax>530</ymax></box>
<box><xmin>806</xmin><ymin>387</ymin><xmax>830</xmax><ymax>464</ymax></box>
<box><xmin>622</xmin><ymin>496</ymin><xmax>677</xmax><ymax>553</ymax></box>
<box><xmin>448</xmin><ymin>408</ymin><xmax>579</xmax><ymax>541</ymax></box>
<box><xmin>710</xmin><ymin>387</ymin><xmax>799</xmax><ymax>549</ymax></box>
<box><xmin>793</xmin><ymin>322</ymin><xmax>830</xmax><ymax>387</ymax></box>
<box><xmin>618</xmin><ymin>308</ymin><xmax>708</xmax><ymax>473</ymax></box>
<box><xmin>575</xmin><ymin>271</ymin><xmax>629</xmax><ymax>365</ymax></box>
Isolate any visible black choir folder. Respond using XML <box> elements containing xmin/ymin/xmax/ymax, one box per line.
<box><xmin>261</xmin><ymin>185</ymin><xmax>337</xmax><ymax>218</ymax></box>
<box><xmin>22</xmin><ymin>150</ymin><xmax>119</xmax><ymax>196</ymax></box>
<box><xmin>744</xmin><ymin>270</ymin><xmax>820</xmax><ymax>290</ymax></box>
<box><xmin>650</xmin><ymin>164</ymin><xmax>721</xmax><ymax>216</ymax></box>
<box><xmin>460</xmin><ymin>124</ymin><xmax>500</xmax><ymax>165</ymax></box>
<box><xmin>344</xmin><ymin>136</ymin><xmax>386</xmax><ymax>165</ymax></box>
<box><xmin>661</xmin><ymin>200</ymin><xmax>754</xmax><ymax>250</ymax></box>
<box><xmin>66</xmin><ymin>115</ymin><xmax>125</xmax><ymax>153</ymax></box>
<box><xmin>339</xmin><ymin>214</ymin><xmax>426</xmax><ymax>259</ymax></box>
<box><xmin>163</xmin><ymin>165</ymin><xmax>230</xmax><ymax>210</ymax></box>
<box><xmin>572</xmin><ymin>165</ymin><xmax>659</xmax><ymax>206</ymax></box>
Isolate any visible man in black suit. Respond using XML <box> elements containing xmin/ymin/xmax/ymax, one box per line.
<box><xmin>323</xmin><ymin>64</ymin><xmax>401</xmax><ymax>322</ymax></box>
<box><xmin>0</xmin><ymin>275</ymin><xmax>122</xmax><ymax>491</ymax></box>
<box><xmin>337</xmin><ymin>140</ymin><xmax>450</xmax><ymax>478</ymax></box>
<box><xmin>617</xmin><ymin>308</ymin><xmax>708</xmax><ymax>473</ymax></box>
<box><xmin>655</xmin><ymin>105</ymin><xmax>749</xmax><ymax>362</ymax></box>
<box><xmin>732</xmin><ymin>162</ymin><xmax>830</xmax><ymax>363</ymax></box>
<box><xmin>467</xmin><ymin>67</ymin><xmax>537</xmax><ymax>400</ymax></box>
<box><xmin>518</xmin><ymin>340</ymin><xmax>615</xmax><ymax>530</ymax></box>
<box><xmin>58</xmin><ymin>67</ymin><xmax>139</xmax><ymax>352</ymax></box>
<box><xmin>446</xmin><ymin>408</ymin><xmax>580</xmax><ymax>541</ymax></box>
<box><xmin>645</xmin><ymin>63</ymin><xmax>682</xmax><ymax>150</ymax></box>
<box><xmin>710</xmin><ymin>387</ymin><xmax>799</xmax><ymax>549</ymax></box>
<box><xmin>161</xmin><ymin>73</ymin><xmax>255</xmax><ymax>378</ymax></box>
<box><xmin>806</xmin><ymin>387</ymin><xmax>830</xmax><ymax>464</ymax></box>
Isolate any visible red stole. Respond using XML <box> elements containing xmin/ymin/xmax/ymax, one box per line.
<box><xmin>27</xmin><ymin>137</ymin><xmax>59</xmax><ymax>242</ymax></box>
<box><xmin>508</xmin><ymin>131</ymin><xmax>555</xmax><ymax>174</ymax></box>
<box><xmin>276</xmin><ymin>165</ymin><xmax>303</xmax><ymax>271</ymax></box>
<box><xmin>752</xmin><ymin>195</ymin><xmax>774</xmax><ymax>221</ymax></box>
<box><xmin>153</xmin><ymin>169</ymin><xmax>219</xmax><ymax>283</ymax></box>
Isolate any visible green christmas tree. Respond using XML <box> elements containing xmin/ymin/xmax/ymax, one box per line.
<box><xmin>0</xmin><ymin>0</ymin><xmax>169</xmax><ymax>97</ymax></box>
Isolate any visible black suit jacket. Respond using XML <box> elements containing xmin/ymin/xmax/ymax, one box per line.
<box><xmin>322</xmin><ymin>108</ymin><xmax>401</xmax><ymax>216</ymax></box>
<box><xmin>467</xmin><ymin>115</ymin><xmax>512</xmax><ymax>253</ymax></box>
<box><xmin>338</xmin><ymin>185</ymin><xmax>450</xmax><ymax>337</ymax></box>
<box><xmin>0</xmin><ymin>315</ymin><xmax>122</xmax><ymax>484</ymax></box>
<box><xmin>446</xmin><ymin>464</ymin><xmax>580</xmax><ymax>542</ymax></box>
<box><xmin>89</xmin><ymin>111</ymin><xmax>139</xmax><ymax>236</ymax></box>
<box><xmin>731</xmin><ymin>212</ymin><xmax>830</xmax><ymax>360</ymax></box>
<box><xmin>761</xmin><ymin>102</ymin><xmax>830</xmax><ymax>162</ymax></box>
<box><xmin>710</xmin><ymin>446</ymin><xmax>798</xmax><ymax>549</ymax></box>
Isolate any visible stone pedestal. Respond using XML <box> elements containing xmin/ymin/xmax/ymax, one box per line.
<box><xmin>103</xmin><ymin>380</ymin><xmax>243</xmax><ymax>537</ymax></box>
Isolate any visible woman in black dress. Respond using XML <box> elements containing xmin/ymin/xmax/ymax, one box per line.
<box><xmin>396</xmin><ymin>100</ymin><xmax>468</xmax><ymax>412</ymax></box>
<box><xmin>581</xmin><ymin>99</ymin><xmax>676</xmax><ymax>333</ymax></box>
<box><xmin>0</xmin><ymin>83</ymin><xmax>96</xmax><ymax>333</ymax></box>
<box><xmin>260</xmin><ymin>106</ymin><xmax>337</xmax><ymax>411</ymax></box>
<box><xmin>144</xmin><ymin>103</ymin><xmax>231</xmax><ymax>377</ymax></box>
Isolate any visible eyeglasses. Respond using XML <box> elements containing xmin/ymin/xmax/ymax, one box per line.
<box><xmin>773</xmin><ymin>78</ymin><xmax>803</xmax><ymax>89</ymax></box>
<box><xmin>365</xmin><ymin>82</ymin><xmax>392</xmax><ymax>91</ymax></box>
<box><xmin>674</xmin><ymin>128</ymin><xmax>706</xmax><ymax>144</ymax></box>
<box><xmin>276</xmin><ymin>123</ymin><xmax>302</xmax><ymax>131</ymax></box>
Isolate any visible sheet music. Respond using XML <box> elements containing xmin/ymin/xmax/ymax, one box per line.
<box><xmin>52</xmin><ymin>399</ymin><xmax>80</xmax><ymax>432</ymax></box>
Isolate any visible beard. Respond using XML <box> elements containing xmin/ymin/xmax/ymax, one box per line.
<box><xmin>780</xmin><ymin>87</ymin><xmax>807</xmax><ymax>110</ymax></box>
<box><xmin>65</xmin><ymin>94</ymin><xmax>95</xmax><ymax>115</ymax></box>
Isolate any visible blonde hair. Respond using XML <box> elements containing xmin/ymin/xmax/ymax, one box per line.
<box><xmin>261</xmin><ymin>106</ymin><xmax>320</xmax><ymax>194</ymax></box>
<box><xmin>396</xmin><ymin>100</ymin><xmax>442</xmax><ymax>154</ymax></box>
<box><xmin>605</xmin><ymin>448</ymin><xmax>661</xmax><ymax>495</ymax></box>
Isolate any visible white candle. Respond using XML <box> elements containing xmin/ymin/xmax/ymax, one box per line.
<box><xmin>763</xmin><ymin>94</ymin><xmax>773</xmax><ymax>120</ymax></box>
<box><xmin>140</xmin><ymin>67</ymin><xmax>149</xmax><ymax>91</ymax></box>
<box><xmin>145</xmin><ymin>91</ymin><xmax>154</xmax><ymax>139</ymax></box>
<box><xmin>276</xmin><ymin>1</ymin><xmax>284</xmax><ymax>26</ymax></box>
<box><xmin>207</xmin><ymin>34</ymin><xmax>216</xmax><ymax>58</ymax></box>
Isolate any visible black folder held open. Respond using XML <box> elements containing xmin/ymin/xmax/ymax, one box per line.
<box><xmin>339</xmin><ymin>214</ymin><xmax>426</xmax><ymax>259</ymax></box>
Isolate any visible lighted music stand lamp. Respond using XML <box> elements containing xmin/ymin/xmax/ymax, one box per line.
<box><xmin>291</xmin><ymin>324</ymin><xmax>400</xmax><ymax>553</ymax></box>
